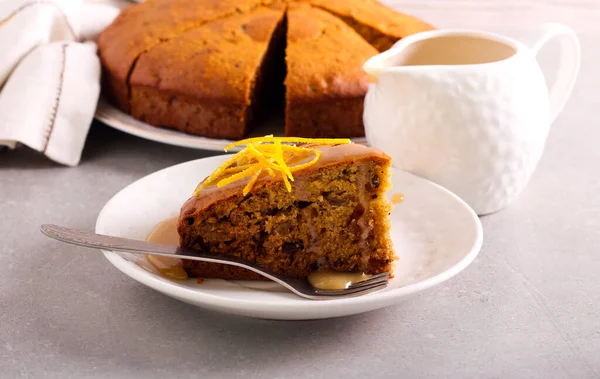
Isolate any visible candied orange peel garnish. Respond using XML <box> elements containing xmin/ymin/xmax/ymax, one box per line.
<box><xmin>193</xmin><ymin>135</ymin><xmax>351</xmax><ymax>196</ymax></box>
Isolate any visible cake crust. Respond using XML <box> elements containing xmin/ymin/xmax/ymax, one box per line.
<box><xmin>97</xmin><ymin>0</ymin><xmax>276</xmax><ymax>112</ymax></box>
<box><xmin>284</xmin><ymin>4</ymin><xmax>377</xmax><ymax>138</ymax></box>
<box><xmin>304</xmin><ymin>0</ymin><xmax>435</xmax><ymax>51</ymax></box>
<box><xmin>128</xmin><ymin>6</ymin><xmax>286</xmax><ymax>139</ymax></box>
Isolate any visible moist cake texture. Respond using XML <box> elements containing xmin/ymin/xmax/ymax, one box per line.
<box><xmin>177</xmin><ymin>138</ymin><xmax>396</xmax><ymax>280</ymax></box>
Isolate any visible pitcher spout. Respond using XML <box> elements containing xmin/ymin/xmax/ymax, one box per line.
<box><xmin>362</xmin><ymin>35</ymin><xmax>422</xmax><ymax>78</ymax></box>
<box><xmin>363</xmin><ymin>50</ymin><xmax>396</xmax><ymax>79</ymax></box>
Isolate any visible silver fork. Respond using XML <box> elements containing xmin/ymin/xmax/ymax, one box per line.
<box><xmin>40</xmin><ymin>224</ymin><xmax>389</xmax><ymax>300</ymax></box>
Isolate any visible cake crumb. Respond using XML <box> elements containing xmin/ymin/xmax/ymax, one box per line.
<box><xmin>196</xmin><ymin>278</ymin><xmax>205</xmax><ymax>284</ymax></box>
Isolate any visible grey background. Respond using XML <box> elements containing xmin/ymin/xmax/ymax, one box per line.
<box><xmin>1</xmin><ymin>1</ymin><xmax>599</xmax><ymax>378</ymax></box>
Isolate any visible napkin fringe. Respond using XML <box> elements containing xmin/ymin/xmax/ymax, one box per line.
<box><xmin>0</xmin><ymin>41</ymin><xmax>100</xmax><ymax>166</ymax></box>
<box><xmin>42</xmin><ymin>43</ymin><xmax>67</xmax><ymax>152</ymax></box>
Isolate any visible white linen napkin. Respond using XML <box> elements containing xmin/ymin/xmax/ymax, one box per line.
<box><xmin>0</xmin><ymin>0</ymin><xmax>123</xmax><ymax>166</ymax></box>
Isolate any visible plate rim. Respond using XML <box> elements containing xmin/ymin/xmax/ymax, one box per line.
<box><xmin>96</xmin><ymin>155</ymin><xmax>483</xmax><ymax>312</ymax></box>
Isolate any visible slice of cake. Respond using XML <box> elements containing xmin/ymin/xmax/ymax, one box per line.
<box><xmin>97</xmin><ymin>0</ymin><xmax>277</xmax><ymax>113</ymax></box>
<box><xmin>128</xmin><ymin>5</ymin><xmax>286</xmax><ymax>139</ymax></box>
<box><xmin>304</xmin><ymin>0</ymin><xmax>435</xmax><ymax>51</ymax></box>
<box><xmin>177</xmin><ymin>136</ymin><xmax>396</xmax><ymax>280</ymax></box>
<box><xmin>284</xmin><ymin>4</ymin><xmax>378</xmax><ymax>138</ymax></box>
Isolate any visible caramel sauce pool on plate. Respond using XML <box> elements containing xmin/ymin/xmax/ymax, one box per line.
<box><xmin>391</xmin><ymin>193</ymin><xmax>404</xmax><ymax>204</ymax></box>
<box><xmin>145</xmin><ymin>217</ymin><xmax>188</xmax><ymax>280</ymax></box>
<box><xmin>307</xmin><ymin>270</ymin><xmax>372</xmax><ymax>290</ymax></box>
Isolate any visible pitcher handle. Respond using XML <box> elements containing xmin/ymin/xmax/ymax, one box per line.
<box><xmin>529</xmin><ymin>23</ymin><xmax>580</xmax><ymax>123</ymax></box>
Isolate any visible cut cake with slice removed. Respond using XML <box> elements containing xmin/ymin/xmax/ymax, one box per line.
<box><xmin>284</xmin><ymin>4</ymin><xmax>378</xmax><ymax>138</ymax></box>
<box><xmin>177</xmin><ymin>137</ymin><xmax>396</xmax><ymax>280</ymax></box>
<box><xmin>128</xmin><ymin>5</ymin><xmax>286</xmax><ymax>139</ymax></box>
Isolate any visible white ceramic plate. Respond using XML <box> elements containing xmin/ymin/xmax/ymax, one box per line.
<box><xmin>96</xmin><ymin>155</ymin><xmax>483</xmax><ymax>320</ymax></box>
<box><xmin>95</xmin><ymin>98</ymin><xmax>368</xmax><ymax>152</ymax></box>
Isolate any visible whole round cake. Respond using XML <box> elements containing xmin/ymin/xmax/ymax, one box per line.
<box><xmin>98</xmin><ymin>0</ymin><xmax>434</xmax><ymax>139</ymax></box>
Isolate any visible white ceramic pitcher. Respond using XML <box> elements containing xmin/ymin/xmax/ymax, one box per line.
<box><xmin>363</xmin><ymin>23</ymin><xmax>580</xmax><ymax>215</ymax></box>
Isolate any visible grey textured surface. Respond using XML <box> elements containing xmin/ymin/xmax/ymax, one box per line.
<box><xmin>2</xmin><ymin>5</ymin><xmax>600</xmax><ymax>379</ymax></box>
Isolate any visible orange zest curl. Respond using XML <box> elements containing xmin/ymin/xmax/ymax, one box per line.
<box><xmin>193</xmin><ymin>135</ymin><xmax>351</xmax><ymax>196</ymax></box>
